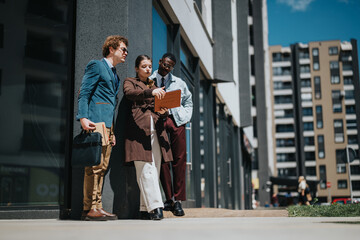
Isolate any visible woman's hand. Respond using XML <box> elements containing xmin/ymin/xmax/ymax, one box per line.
<box><xmin>152</xmin><ymin>87</ymin><xmax>166</xmax><ymax>99</ymax></box>
<box><xmin>158</xmin><ymin>107</ymin><xmax>168</xmax><ymax>115</ymax></box>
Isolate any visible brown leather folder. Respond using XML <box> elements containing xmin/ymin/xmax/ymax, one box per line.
<box><xmin>154</xmin><ymin>89</ymin><xmax>181</xmax><ymax>112</ymax></box>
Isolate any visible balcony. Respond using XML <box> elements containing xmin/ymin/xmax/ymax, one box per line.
<box><xmin>275</xmin><ymin>132</ymin><xmax>295</xmax><ymax>138</ymax></box>
<box><xmin>300</xmin><ymin>73</ymin><xmax>311</xmax><ymax>79</ymax></box>
<box><xmin>343</xmin><ymin>70</ymin><xmax>353</xmax><ymax>76</ymax></box>
<box><xmin>276</xmin><ymin>147</ymin><xmax>296</xmax><ymax>153</ymax></box>
<box><xmin>273</xmin><ymin>89</ymin><xmax>293</xmax><ymax>96</ymax></box>
<box><xmin>276</xmin><ymin>162</ymin><xmax>297</xmax><ymax>168</ymax></box>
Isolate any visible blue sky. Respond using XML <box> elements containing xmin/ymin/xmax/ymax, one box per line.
<box><xmin>268</xmin><ymin>0</ymin><xmax>360</xmax><ymax>47</ymax></box>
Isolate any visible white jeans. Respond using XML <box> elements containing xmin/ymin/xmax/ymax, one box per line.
<box><xmin>134</xmin><ymin>116</ymin><xmax>164</xmax><ymax>212</ymax></box>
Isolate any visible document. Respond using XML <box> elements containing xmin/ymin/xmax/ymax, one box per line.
<box><xmin>154</xmin><ymin>89</ymin><xmax>181</xmax><ymax>112</ymax></box>
<box><xmin>94</xmin><ymin>122</ymin><xmax>109</xmax><ymax>146</ymax></box>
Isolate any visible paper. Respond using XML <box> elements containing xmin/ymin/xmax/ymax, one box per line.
<box><xmin>154</xmin><ymin>89</ymin><xmax>181</xmax><ymax>112</ymax></box>
<box><xmin>94</xmin><ymin>122</ymin><xmax>109</xmax><ymax>146</ymax></box>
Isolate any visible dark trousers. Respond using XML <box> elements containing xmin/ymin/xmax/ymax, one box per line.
<box><xmin>160</xmin><ymin>116</ymin><xmax>187</xmax><ymax>201</ymax></box>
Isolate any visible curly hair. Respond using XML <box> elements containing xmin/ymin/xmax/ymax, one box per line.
<box><xmin>102</xmin><ymin>35</ymin><xmax>128</xmax><ymax>57</ymax></box>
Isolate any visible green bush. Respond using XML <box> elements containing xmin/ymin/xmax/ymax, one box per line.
<box><xmin>288</xmin><ymin>202</ymin><xmax>360</xmax><ymax>217</ymax></box>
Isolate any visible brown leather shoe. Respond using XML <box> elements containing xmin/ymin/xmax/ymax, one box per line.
<box><xmin>97</xmin><ymin>208</ymin><xmax>117</xmax><ymax>220</ymax></box>
<box><xmin>81</xmin><ymin>210</ymin><xmax>90</xmax><ymax>220</ymax></box>
<box><xmin>84</xmin><ymin>208</ymin><xmax>107</xmax><ymax>221</ymax></box>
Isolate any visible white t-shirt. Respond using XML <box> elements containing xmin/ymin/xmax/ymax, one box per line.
<box><xmin>298</xmin><ymin>180</ymin><xmax>306</xmax><ymax>192</ymax></box>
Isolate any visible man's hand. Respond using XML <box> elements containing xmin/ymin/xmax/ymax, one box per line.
<box><xmin>80</xmin><ymin>118</ymin><xmax>96</xmax><ymax>131</ymax></box>
<box><xmin>110</xmin><ymin>135</ymin><xmax>116</xmax><ymax>146</ymax></box>
<box><xmin>152</xmin><ymin>87</ymin><xmax>166</xmax><ymax>99</ymax></box>
<box><xmin>158</xmin><ymin>107</ymin><xmax>168</xmax><ymax>115</ymax></box>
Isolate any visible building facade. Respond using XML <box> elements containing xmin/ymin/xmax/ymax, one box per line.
<box><xmin>269</xmin><ymin>40</ymin><xmax>360</xmax><ymax>204</ymax></box>
<box><xmin>0</xmin><ymin>0</ymin><xmax>270</xmax><ymax>218</ymax></box>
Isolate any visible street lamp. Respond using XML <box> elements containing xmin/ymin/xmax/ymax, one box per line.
<box><xmin>346</xmin><ymin>146</ymin><xmax>357</xmax><ymax>203</ymax></box>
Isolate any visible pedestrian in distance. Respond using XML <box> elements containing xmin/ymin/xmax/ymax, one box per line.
<box><xmin>123</xmin><ymin>55</ymin><xmax>173</xmax><ymax>220</ymax></box>
<box><xmin>298</xmin><ymin>176</ymin><xmax>310</xmax><ymax>206</ymax></box>
<box><xmin>150</xmin><ymin>53</ymin><xmax>193</xmax><ymax>216</ymax></box>
<box><xmin>76</xmin><ymin>35</ymin><xmax>128</xmax><ymax>221</ymax></box>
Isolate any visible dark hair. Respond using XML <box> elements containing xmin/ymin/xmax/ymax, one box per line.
<box><xmin>102</xmin><ymin>35</ymin><xmax>128</xmax><ymax>57</ymax></box>
<box><xmin>161</xmin><ymin>53</ymin><xmax>177</xmax><ymax>64</ymax></box>
<box><xmin>135</xmin><ymin>54</ymin><xmax>152</xmax><ymax>68</ymax></box>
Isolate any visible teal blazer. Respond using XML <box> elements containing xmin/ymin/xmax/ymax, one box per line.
<box><xmin>76</xmin><ymin>59</ymin><xmax>120</xmax><ymax>128</ymax></box>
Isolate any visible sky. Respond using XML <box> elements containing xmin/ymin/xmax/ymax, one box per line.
<box><xmin>267</xmin><ymin>0</ymin><xmax>360</xmax><ymax>48</ymax></box>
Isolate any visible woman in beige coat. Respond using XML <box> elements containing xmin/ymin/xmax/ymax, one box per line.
<box><xmin>123</xmin><ymin>55</ymin><xmax>173</xmax><ymax>220</ymax></box>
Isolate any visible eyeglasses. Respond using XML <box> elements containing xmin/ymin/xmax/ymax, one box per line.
<box><xmin>118</xmin><ymin>47</ymin><xmax>128</xmax><ymax>54</ymax></box>
<box><xmin>162</xmin><ymin>62</ymin><xmax>174</xmax><ymax>70</ymax></box>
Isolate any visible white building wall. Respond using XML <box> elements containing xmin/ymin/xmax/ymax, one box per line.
<box><xmin>263</xmin><ymin>0</ymin><xmax>274</xmax><ymax>176</ymax></box>
<box><xmin>217</xmin><ymin>0</ymin><xmax>240</xmax><ymax>126</ymax></box>
<box><xmin>167</xmin><ymin>0</ymin><xmax>213</xmax><ymax>79</ymax></box>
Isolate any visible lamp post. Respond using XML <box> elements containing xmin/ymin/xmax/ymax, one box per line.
<box><xmin>346</xmin><ymin>146</ymin><xmax>354</xmax><ymax>203</ymax></box>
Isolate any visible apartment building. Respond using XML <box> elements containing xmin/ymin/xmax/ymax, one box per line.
<box><xmin>269</xmin><ymin>39</ymin><xmax>360</xmax><ymax>204</ymax></box>
<box><xmin>0</xmin><ymin>0</ymin><xmax>271</xmax><ymax>218</ymax></box>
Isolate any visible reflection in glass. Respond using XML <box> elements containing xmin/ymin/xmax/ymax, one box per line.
<box><xmin>0</xmin><ymin>0</ymin><xmax>72</xmax><ymax>207</ymax></box>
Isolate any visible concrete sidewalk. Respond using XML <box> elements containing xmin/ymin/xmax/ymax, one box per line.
<box><xmin>0</xmin><ymin>217</ymin><xmax>359</xmax><ymax>240</ymax></box>
<box><xmin>163</xmin><ymin>208</ymin><xmax>288</xmax><ymax>218</ymax></box>
<box><xmin>0</xmin><ymin>208</ymin><xmax>359</xmax><ymax>240</ymax></box>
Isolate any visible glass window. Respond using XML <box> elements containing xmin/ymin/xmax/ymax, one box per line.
<box><xmin>314</xmin><ymin>76</ymin><xmax>321</xmax><ymax>99</ymax></box>
<box><xmin>330</xmin><ymin>61</ymin><xmax>339</xmax><ymax>69</ymax></box>
<box><xmin>276</xmin><ymin>124</ymin><xmax>294</xmax><ymax>133</ymax></box>
<box><xmin>276</xmin><ymin>138</ymin><xmax>295</xmax><ymax>147</ymax></box>
<box><xmin>306</xmin><ymin>167</ymin><xmax>316</xmax><ymax>176</ymax></box>
<box><xmin>312</xmin><ymin>48</ymin><xmax>319</xmax><ymax>56</ymax></box>
<box><xmin>332</xmin><ymin>90</ymin><xmax>342</xmax><ymax>113</ymax></box>
<box><xmin>318</xmin><ymin>135</ymin><xmax>325</xmax><ymax>158</ymax></box>
<box><xmin>319</xmin><ymin>165</ymin><xmax>327</xmax><ymax>189</ymax></box>
<box><xmin>344</xmin><ymin>77</ymin><xmax>353</xmax><ymax>85</ymax></box>
<box><xmin>343</xmin><ymin>62</ymin><xmax>353</xmax><ymax>71</ymax></box>
<box><xmin>0</xmin><ymin>23</ymin><xmax>3</xmax><ymax>48</ymax></box>
<box><xmin>304</xmin><ymin>137</ymin><xmax>315</xmax><ymax>146</ymax></box>
<box><xmin>0</xmin><ymin>0</ymin><xmax>74</xmax><ymax>207</ymax></box>
<box><xmin>305</xmin><ymin>151</ymin><xmax>315</xmax><ymax>161</ymax></box>
<box><xmin>275</xmin><ymin>95</ymin><xmax>292</xmax><ymax>104</ymax></box>
<box><xmin>301</xmin><ymin>79</ymin><xmax>311</xmax><ymax>88</ymax></box>
<box><xmin>300</xmin><ymin>65</ymin><xmax>310</xmax><ymax>73</ymax></box>
<box><xmin>329</xmin><ymin>46</ymin><xmax>338</xmax><ymax>55</ymax></box>
<box><xmin>303</xmin><ymin>122</ymin><xmax>314</xmax><ymax>131</ymax></box>
<box><xmin>338</xmin><ymin>180</ymin><xmax>347</xmax><ymax>189</ymax></box>
<box><xmin>277</xmin><ymin>168</ymin><xmax>297</xmax><ymax>177</ymax></box>
<box><xmin>152</xmin><ymin>6</ymin><xmax>168</xmax><ymax>71</ymax></box>
<box><xmin>351</xmin><ymin>165</ymin><xmax>360</xmax><ymax>175</ymax></box>
<box><xmin>345</xmin><ymin>90</ymin><xmax>354</xmax><ymax>100</ymax></box>
<box><xmin>302</xmin><ymin>107</ymin><xmax>313</xmax><ymax>116</ymax></box>
<box><xmin>346</xmin><ymin>105</ymin><xmax>356</xmax><ymax>114</ymax></box>
<box><xmin>334</xmin><ymin>119</ymin><xmax>344</xmax><ymax>143</ymax></box>
<box><xmin>313</xmin><ymin>62</ymin><xmax>319</xmax><ymax>70</ymax></box>
<box><xmin>316</xmin><ymin>105</ymin><xmax>323</xmax><ymax>129</ymax></box>
<box><xmin>276</xmin><ymin>153</ymin><xmax>296</xmax><ymax>162</ymax></box>
<box><xmin>331</xmin><ymin>75</ymin><xmax>340</xmax><ymax>84</ymax></box>
<box><xmin>348</xmin><ymin>135</ymin><xmax>358</xmax><ymax>145</ymax></box>
<box><xmin>346</xmin><ymin>119</ymin><xmax>357</xmax><ymax>130</ymax></box>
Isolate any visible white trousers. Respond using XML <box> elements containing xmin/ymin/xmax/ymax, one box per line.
<box><xmin>134</xmin><ymin>116</ymin><xmax>164</xmax><ymax>212</ymax></box>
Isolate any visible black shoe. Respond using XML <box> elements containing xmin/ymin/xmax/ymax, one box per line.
<box><xmin>172</xmin><ymin>201</ymin><xmax>185</xmax><ymax>216</ymax></box>
<box><xmin>163</xmin><ymin>200</ymin><xmax>174</xmax><ymax>211</ymax></box>
<box><xmin>139</xmin><ymin>211</ymin><xmax>151</xmax><ymax>220</ymax></box>
<box><xmin>150</xmin><ymin>208</ymin><xmax>163</xmax><ymax>220</ymax></box>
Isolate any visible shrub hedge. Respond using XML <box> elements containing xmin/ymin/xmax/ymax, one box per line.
<box><xmin>288</xmin><ymin>202</ymin><xmax>360</xmax><ymax>217</ymax></box>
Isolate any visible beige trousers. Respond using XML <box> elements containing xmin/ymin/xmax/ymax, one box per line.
<box><xmin>83</xmin><ymin>128</ymin><xmax>112</xmax><ymax>210</ymax></box>
<box><xmin>134</xmin><ymin>116</ymin><xmax>164</xmax><ymax>212</ymax></box>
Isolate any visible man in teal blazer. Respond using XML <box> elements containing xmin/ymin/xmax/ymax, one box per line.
<box><xmin>76</xmin><ymin>35</ymin><xmax>128</xmax><ymax>221</ymax></box>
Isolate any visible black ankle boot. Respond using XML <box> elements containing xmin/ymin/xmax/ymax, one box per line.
<box><xmin>150</xmin><ymin>208</ymin><xmax>163</xmax><ymax>220</ymax></box>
